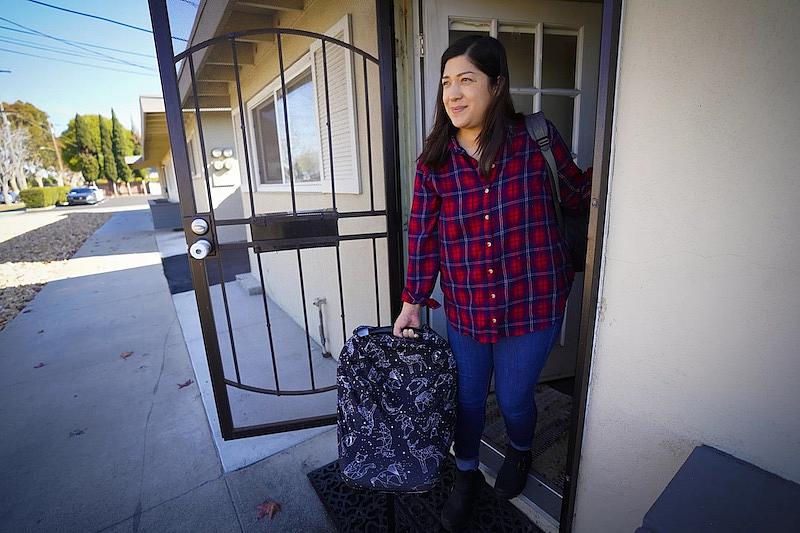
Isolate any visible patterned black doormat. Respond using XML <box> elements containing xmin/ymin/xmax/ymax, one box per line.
<box><xmin>308</xmin><ymin>457</ymin><xmax>543</xmax><ymax>532</ymax></box>
<box><xmin>161</xmin><ymin>247</ymin><xmax>251</xmax><ymax>294</ymax></box>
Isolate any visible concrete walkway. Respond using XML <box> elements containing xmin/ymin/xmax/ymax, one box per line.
<box><xmin>0</xmin><ymin>198</ymin><xmax>336</xmax><ymax>532</ymax></box>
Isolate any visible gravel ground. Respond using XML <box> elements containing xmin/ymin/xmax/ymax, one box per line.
<box><xmin>0</xmin><ymin>210</ymin><xmax>113</xmax><ymax>330</ymax></box>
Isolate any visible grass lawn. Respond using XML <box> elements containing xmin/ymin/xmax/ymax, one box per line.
<box><xmin>0</xmin><ymin>202</ymin><xmax>26</xmax><ymax>212</ymax></box>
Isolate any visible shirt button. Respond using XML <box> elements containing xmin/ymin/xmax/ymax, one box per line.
<box><xmin>491</xmin><ymin>318</ymin><xmax>497</xmax><ymax>324</ymax></box>
<box><xmin>484</xmin><ymin>214</ymin><xmax>489</xmax><ymax>220</ymax></box>
<box><xmin>488</xmin><ymin>268</ymin><xmax>494</xmax><ymax>275</ymax></box>
<box><xmin>486</xmin><ymin>241</ymin><xmax>492</xmax><ymax>247</ymax></box>
<box><xmin>490</xmin><ymin>293</ymin><xmax>496</xmax><ymax>299</ymax></box>
<box><xmin>484</xmin><ymin>188</ymin><xmax>489</xmax><ymax>194</ymax></box>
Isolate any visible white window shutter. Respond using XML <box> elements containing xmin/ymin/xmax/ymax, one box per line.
<box><xmin>311</xmin><ymin>15</ymin><xmax>360</xmax><ymax>194</ymax></box>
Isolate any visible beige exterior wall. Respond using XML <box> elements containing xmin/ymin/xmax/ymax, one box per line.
<box><xmin>185</xmin><ymin>112</ymin><xmax>247</xmax><ymax>243</ymax></box>
<box><xmin>226</xmin><ymin>0</ymin><xmax>390</xmax><ymax>356</ymax></box>
<box><xmin>574</xmin><ymin>1</ymin><xmax>800</xmax><ymax>531</ymax></box>
<box><xmin>160</xmin><ymin>153</ymin><xmax>179</xmax><ymax>203</ymax></box>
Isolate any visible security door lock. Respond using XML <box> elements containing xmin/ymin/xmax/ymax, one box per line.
<box><xmin>189</xmin><ymin>239</ymin><xmax>213</xmax><ymax>260</ymax></box>
<box><xmin>190</xmin><ymin>218</ymin><xmax>209</xmax><ymax>235</ymax></box>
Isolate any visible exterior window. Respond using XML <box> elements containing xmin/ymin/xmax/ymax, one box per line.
<box><xmin>252</xmin><ymin>70</ymin><xmax>321</xmax><ymax>186</ymax></box>
<box><xmin>253</xmin><ymin>97</ymin><xmax>282</xmax><ymax>185</ymax></box>
<box><xmin>187</xmin><ymin>137</ymin><xmax>197</xmax><ymax>176</ymax></box>
<box><xmin>247</xmin><ymin>15</ymin><xmax>359</xmax><ymax>194</ymax></box>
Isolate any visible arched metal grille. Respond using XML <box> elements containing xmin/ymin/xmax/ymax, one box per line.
<box><xmin>149</xmin><ymin>0</ymin><xmax>403</xmax><ymax>439</ymax></box>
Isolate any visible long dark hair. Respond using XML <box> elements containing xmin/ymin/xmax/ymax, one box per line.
<box><xmin>419</xmin><ymin>35</ymin><xmax>519</xmax><ymax>177</ymax></box>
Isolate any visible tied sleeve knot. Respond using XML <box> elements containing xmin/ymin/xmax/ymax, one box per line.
<box><xmin>401</xmin><ymin>288</ymin><xmax>441</xmax><ymax>309</ymax></box>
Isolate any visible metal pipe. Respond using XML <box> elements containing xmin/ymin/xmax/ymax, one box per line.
<box><xmin>312</xmin><ymin>297</ymin><xmax>332</xmax><ymax>358</ymax></box>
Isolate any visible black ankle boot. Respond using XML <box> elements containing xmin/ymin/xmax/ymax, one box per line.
<box><xmin>494</xmin><ymin>446</ymin><xmax>532</xmax><ymax>499</ymax></box>
<box><xmin>440</xmin><ymin>468</ymin><xmax>484</xmax><ymax>532</ymax></box>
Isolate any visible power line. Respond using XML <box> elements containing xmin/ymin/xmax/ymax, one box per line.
<box><xmin>0</xmin><ymin>16</ymin><xmax>151</xmax><ymax>70</ymax></box>
<box><xmin>0</xmin><ymin>37</ymin><xmax>155</xmax><ymax>69</ymax></box>
<box><xmin>0</xmin><ymin>47</ymin><xmax>157</xmax><ymax>77</ymax></box>
<box><xmin>26</xmin><ymin>0</ymin><xmax>188</xmax><ymax>42</ymax></box>
<box><xmin>0</xmin><ymin>24</ymin><xmax>155</xmax><ymax>58</ymax></box>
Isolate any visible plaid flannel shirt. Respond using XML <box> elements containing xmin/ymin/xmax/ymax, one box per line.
<box><xmin>401</xmin><ymin>117</ymin><xmax>592</xmax><ymax>343</ymax></box>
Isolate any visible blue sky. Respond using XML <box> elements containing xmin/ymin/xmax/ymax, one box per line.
<box><xmin>0</xmin><ymin>0</ymin><xmax>197</xmax><ymax>135</ymax></box>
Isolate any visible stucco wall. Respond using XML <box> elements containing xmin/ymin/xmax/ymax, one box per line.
<box><xmin>186</xmin><ymin>112</ymin><xmax>247</xmax><ymax>244</ymax></box>
<box><xmin>573</xmin><ymin>1</ymin><xmax>800</xmax><ymax>531</ymax></box>
<box><xmin>160</xmin><ymin>153</ymin><xmax>179</xmax><ymax>204</ymax></box>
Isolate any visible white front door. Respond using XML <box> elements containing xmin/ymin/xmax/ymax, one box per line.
<box><xmin>420</xmin><ymin>0</ymin><xmax>602</xmax><ymax>381</ymax></box>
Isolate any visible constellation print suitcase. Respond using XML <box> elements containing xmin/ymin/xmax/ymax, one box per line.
<box><xmin>337</xmin><ymin>324</ymin><xmax>457</xmax><ymax>492</ymax></box>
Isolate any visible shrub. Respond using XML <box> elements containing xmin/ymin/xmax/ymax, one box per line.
<box><xmin>55</xmin><ymin>186</ymin><xmax>70</xmax><ymax>205</ymax></box>
<box><xmin>96</xmin><ymin>178</ymin><xmax>109</xmax><ymax>185</ymax></box>
<box><xmin>20</xmin><ymin>187</ymin><xmax>59</xmax><ymax>208</ymax></box>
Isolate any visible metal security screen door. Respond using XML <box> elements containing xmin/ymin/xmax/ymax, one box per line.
<box><xmin>148</xmin><ymin>0</ymin><xmax>403</xmax><ymax>440</ymax></box>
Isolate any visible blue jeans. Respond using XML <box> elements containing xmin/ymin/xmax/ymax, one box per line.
<box><xmin>446</xmin><ymin>321</ymin><xmax>562</xmax><ymax>471</ymax></box>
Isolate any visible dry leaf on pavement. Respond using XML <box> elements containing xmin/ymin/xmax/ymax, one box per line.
<box><xmin>256</xmin><ymin>500</ymin><xmax>281</xmax><ymax>520</ymax></box>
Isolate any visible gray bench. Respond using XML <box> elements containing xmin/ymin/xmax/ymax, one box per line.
<box><xmin>636</xmin><ymin>445</ymin><xmax>800</xmax><ymax>532</ymax></box>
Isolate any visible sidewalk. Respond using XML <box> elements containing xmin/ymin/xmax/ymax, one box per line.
<box><xmin>0</xmin><ymin>200</ymin><xmax>335</xmax><ymax>532</ymax></box>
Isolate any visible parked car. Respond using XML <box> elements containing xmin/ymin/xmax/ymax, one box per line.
<box><xmin>1</xmin><ymin>190</ymin><xmax>20</xmax><ymax>204</ymax></box>
<box><xmin>67</xmin><ymin>187</ymin><xmax>103</xmax><ymax>205</ymax></box>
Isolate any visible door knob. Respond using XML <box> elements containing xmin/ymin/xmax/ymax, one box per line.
<box><xmin>189</xmin><ymin>239</ymin><xmax>212</xmax><ymax>260</ymax></box>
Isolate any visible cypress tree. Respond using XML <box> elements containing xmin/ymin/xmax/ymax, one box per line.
<box><xmin>99</xmin><ymin>116</ymin><xmax>117</xmax><ymax>184</ymax></box>
<box><xmin>74</xmin><ymin>114</ymin><xmax>100</xmax><ymax>183</ymax></box>
<box><xmin>111</xmin><ymin>109</ymin><xmax>132</xmax><ymax>193</ymax></box>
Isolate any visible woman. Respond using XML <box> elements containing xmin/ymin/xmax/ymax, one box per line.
<box><xmin>392</xmin><ymin>35</ymin><xmax>592</xmax><ymax>530</ymax></box>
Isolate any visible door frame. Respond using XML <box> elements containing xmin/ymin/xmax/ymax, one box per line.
<box><xmin>562</xmin><ymin>0</ymin><xmax>623</xmax><ymax>530</ymax></box>
<box><xmin>403</xmin><ymin>0</ymin><xmax>623</xmax><ymax>530</ymax></box>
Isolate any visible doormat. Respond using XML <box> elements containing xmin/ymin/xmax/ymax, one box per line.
<box><xmin>308</xmin><ymin>456</ymin><xmax>543</xmax><ymax>532</ymax></box>
<box><xmin>484</xmin><ymin>385</ymin><xmax>572</xmax><ymax>494</ymax></box>
<box><xmin>161</xmin><ymin>247</ymin><xmax>251</xmax><ymax>295</ymax></box>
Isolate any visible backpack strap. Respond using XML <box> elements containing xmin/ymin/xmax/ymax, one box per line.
<box><xmin>525</xmin><ymin>112</ymin><xmax>564</xmax><ymax>230</ymax></box>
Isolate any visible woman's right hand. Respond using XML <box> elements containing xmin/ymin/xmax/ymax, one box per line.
<box><xmin>393</xmin><ymin>302</ymin><xmax>422</xmax><ymax>338</ymax></box>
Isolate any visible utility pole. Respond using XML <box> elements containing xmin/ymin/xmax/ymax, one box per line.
<box><xmin>0</xmin><ymin>102</ymin><xmax>9</xmax><ymax>128</ymax></box>
<box><xmin>49</xmin><ymin>122</ymin><xmax>64</xmax><ymax>173</ymax></box>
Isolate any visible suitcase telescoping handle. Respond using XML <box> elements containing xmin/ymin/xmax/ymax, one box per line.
<box><xmin>354</xmin><ymin>325</ymin><xmax>427</xmax><ymax>338</ymax></box>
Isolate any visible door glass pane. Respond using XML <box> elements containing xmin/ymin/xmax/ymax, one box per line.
<box><xmin>449</xmin><ymin>29</ymin><xmax>490</xmax><ymax>44</ymax></box>
<box><xmin>541</xmin><ymin>95</ymin><xmax>574</xmax><ymax>152</ymax></box>
<box><xmin>449</xmin><ymin>20</ymin><xmax>490</xmax><ymax>44</ymax></box>
<box><xmin>511</xmin><ymin>93</ymin><xmax>534</xmax><ymax>115</ymax></box>
<box><xmin>498</xmin><ymin>30</ymin><xmax>535</xmax><ymax>88</ymax></box>
<box><xmin>276</xmin><ymin>70</ymin><xmax>322</xmax><ymax>183</ymax></box>
<box><xmin>542</xmin><ymin>32</ymin><xmax>577</xmax><ymax>89</ymax></box>
<box><xmin>253</xmin><ymin>98</ymin><xmax>282</xmax><ymax>184</ymax></box>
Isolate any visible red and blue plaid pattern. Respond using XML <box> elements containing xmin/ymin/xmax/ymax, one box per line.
<box><xmin>402</xmin><ymin>117</ymin><xmax>592</xmax><ymax>343</ymax></box>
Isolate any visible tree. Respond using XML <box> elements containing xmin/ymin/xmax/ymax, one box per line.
<box><xmin>111</xmin><ymin>109</ymin><xmax>133</xmax><ymax>194</ymax></box>
<box><xmin>73</xmin><ymin>114</ymin><xmax>101</xmax><ymax>184</ymax></box>
<box><xmin>78</xmin><ymin>152</ymin><xmax>100</xmax><ymax>183</ymax></box>
<box><xmin>61</xmin><ymin>114</ymin><xmax>101</xmax><ymax>172</ymax></box>
<box><xmin>60</xmin><ymin>112</ymin><xmax>139</xmax><ymax>192</ymax></box>
<box><xmin>98</xmin><ymin>115</ymin><xmax>117</xmax><ymax>184</ymax></box>
<box><xmin>2</xmin><ymin>100</ymin><xmax>61</xmax><ymax>170</ymax></box>
<box><xmin>0</xmin><ymin>118</ymin><xmax>31</xmax><ymax>201</ymax></box>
